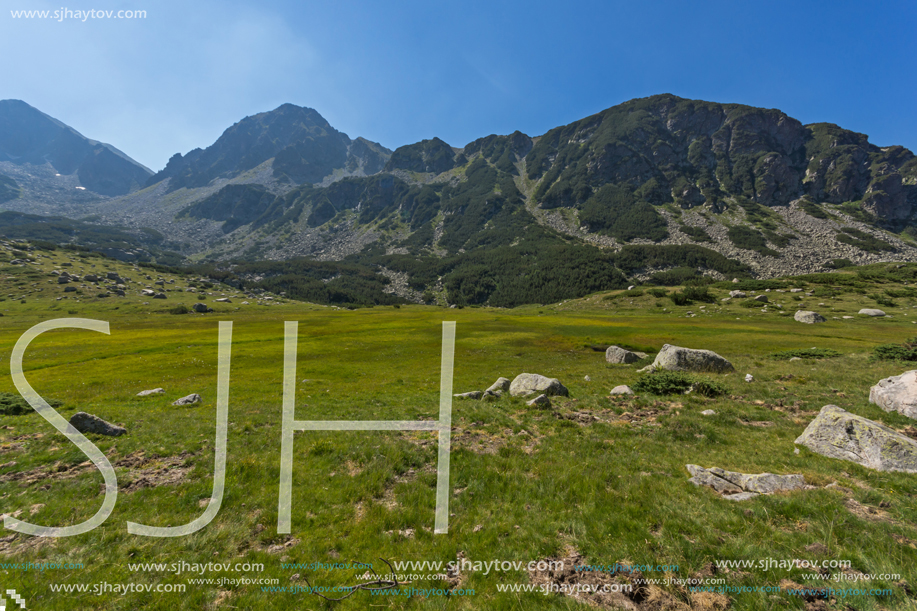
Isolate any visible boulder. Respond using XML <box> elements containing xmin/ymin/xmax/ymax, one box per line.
<box><xmin>642</xmin><ymin>344</ymin><xmax>734</xmax><ymax>373</ymax></box>
<box><xmin>526</xmin><ymin>394</ymin><xmax>551</xmax><ymax>408</ymax></box>
<box><xmin>794</xmin><ymin>405</ymin><xmax>917</xmax><ymax>472</ymax></box>
<box><xmin>509</xmin><ymin>373</ymin><xmax>569</xmax><ymax>397</ymax></box>
<box><xmin>454</xmin><ymin>391</ymin><xmax>482</xmax><ymax>400</ymax></box>
<box><xmin>84</xmin><ymin>274</ymin><xmax>99</xmax><ymax>282</ymax></box>
<box><xmin>605</xmin><ymin>345</ymin><xmax>640</xmax><ymax>364</ymax></box>
<box><xmin>869</xmin><ymin>371</ymin><xmax>917</xmax><ymax>419</ymax></box>
<box><xmin>137</xmin><ymin>388</ymin><xmax>165</xmax><ymax>396</ymax></box>
<box><xmin>790</xmin><ymin>288</ymin><xmax>803</xmax><ymax>293</ymax></box>
<box><xmin>609</xmin><ymin>385</ymin><xmax>634</xmax><ymax>395</ymax></box>
<box><xmin>859</xmin><ymin>309</ymin><xmax>886</xmax><ymax>317</ymax></box>
<box><xmin>57</xmin><ymin>276</ymin><xmax>70</xmax><ymax>284</ymax></box>
<box><xmin>153</xmin><ymin>293</ymin><xmax>167</xmax><ymax>299</ymax></box>
<box><xmin>69</xmin><ymin>412</ymin><xmax>126</xmax><ymax>436</ymax></box>
<box><xmin>754</xmin><ymin>295</ymin><xmax>769</xmax><ymax>303</ymax></box>
<box><xmin>729</xmin><ymin>290</ymin><xmax>746</xmax><ymax>298</ymax></box>
<box><xmin>192</xmin><ymin>303</ymin><xmax>213</xmax><ymax>313</ymax></box>
<box><xmin>172</xmin><ymin>393</ymin><xmax>202</xmax><ymax>406</ymax></box>
<box><xmin>794</xmin><ymin>311</ymin><xmax>826</xmax><ymax>324</ymax></box>
<box><xmin>485</xmin><ymin>377</ymin><xmax>511</xmax><ymax>393</ymax></box>
<box><xmin>215</xmin><ymin>298</ymin><xmax>231</xmax><ymax>303</ymax></box>
<box><xmin>141</xmin><ymin>289</ymin><xmax>155</xmax><ymax>296</ymax></box>
<box><xmin>686</xmin><ymin>464</ymin><xmax>804</xmax><ymax>499</ymax></box>
<box><xmin>700</xmin><ymin>409</ymin><xmax>716</xmax><ymax>416</ymax></box>
<box><xmin>106</xmin><ymin>272</ymin><xmax>124</xmax><ymax>282</ymax></box>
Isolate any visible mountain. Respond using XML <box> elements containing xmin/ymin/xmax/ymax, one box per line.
<box><xmin>0</xmin><ymin>99</ymin><xmax>153</xmax><ymax>198</ymax></box>
<box><xmin>147</xmin><ymin>103</ymin><xmax>391</xmax><ymax>190</ymax></box>
<box><xmin>3</xmin><ymin>94</ymin><xmax>917</xmax><ymax>308</ymax></box>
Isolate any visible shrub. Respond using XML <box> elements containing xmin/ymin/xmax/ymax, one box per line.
<box><xmin>0</xmin><ymin>392</ymin><xmax>63</xmax><ymax>416</ymax></box>
<box><xmin>632</xmin><ymin>371</ymin><xmax>726</xmax><ymax>397</ymax></box>
<box><xmin>771</xmin><ymin>348</ymin><xmax>842</xmax><ymax>360</ymax></box>
<box><xmin>169</xmin><ymin>304</ymin><xmax>191</xmax><ymax>314</ymax></box>
<box><xmin>647</xmin><ymin>288</ymin><xmax>668</xmax><ymax>298</ymax></box>
<box><xmin>872</xmin><ymin>338</ymin><xmax>917</xmax><ymax>362</ymax></box>
<box><xmin>682</xmin><ymin>286</ymin><xmax>715</xmax><ymax>303</ymax></box>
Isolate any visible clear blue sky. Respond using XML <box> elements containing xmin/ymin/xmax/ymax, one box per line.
<box><xmin>3</xmin><ymin>0</ymin><xmax>915</xmax><ymax>171</ymax></box>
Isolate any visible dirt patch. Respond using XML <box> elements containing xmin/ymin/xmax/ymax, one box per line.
<box><xmin>0</xmin><ymin>450</ymin><xmax>195</xmax><ymax>493</ymax></box>
<box><xmin>528</xmin><ymin>546</ymin><xmax>729</xmax><ymax>610</ymax></box>
<box><xmin>843</xmin><ymin>497</ymin><xmax>899</xmax><ymax>525</ymax></box>
<box><xmin>117</xmin><ymin>451</ymin><xmax>195</xmax><ymax>493</ymax></box>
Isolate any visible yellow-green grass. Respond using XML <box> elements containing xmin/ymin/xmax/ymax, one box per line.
<box><xmin>1</xmin><ymin>245</ymin><xmax>917</xmax><ymax>609</ymax></box>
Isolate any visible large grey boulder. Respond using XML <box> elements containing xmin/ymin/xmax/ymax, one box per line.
<box><xmin>69</xmin><ymin>412</ymin><xmax>126</xmax><ymax>436</ymax></box>
<box><xmin>870</xmin><ymin>371</ymin><xmax>917</xmax><ymax>420</ymax></box>
<box><xmin>192</xmin><ymin>303</ymin><xmax>213</xmax><ymax>313</ymax></box>
<box><xmin>859</xmin><ymin>309</ymin><xmax>886</xmax><ymax>317</ymax></box>
<box><xmin>794</xmin><ymin>311</ymin><xmax>826</xmax><ymax>324</ymax></box>
<box><xmin>795</xmin><ymin>405</ymin><xmax>917</xmax><ymax>472</ymax></box>
<box><xmin>509</xmin><ymin>373</ymin><xmax>569</xmax><ymax>397</ymax></box>
<box><xmin>172</xmin><ymin>393</ymin><xmax>202</xmax><ymax>406</ymax></box>
<box><xmin>485</xmin><ymin>377</ymin><xmax>511</xmax><ymax>393</ymax></box>
<box><xmin>686</xmin><ymin>465</ymin><xmax>804</xmax><ymax>499</ymax></box>
<box><xmin>642</xmin><ymin>344</ymin><xmax>734</xmax><ymax>373</ymax></box>
<box><xmin>605</xmin><ymin>345</ymin><xmax>640</xmax><ymax>364</ymax></box>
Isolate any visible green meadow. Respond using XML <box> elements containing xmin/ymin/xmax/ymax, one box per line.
<box><xmin>2</xmin><ymin>243</ymin><xmax>917</xmax><ymax>609</ymax></box>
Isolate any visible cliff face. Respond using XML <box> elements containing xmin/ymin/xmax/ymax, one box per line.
<box><xmin>525</xmin><ymin>95</ymin><xmax>915</xmax><ymax>222</ymax></box>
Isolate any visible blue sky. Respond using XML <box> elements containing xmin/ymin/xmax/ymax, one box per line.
<box><xmin>3</xmin><ymin>0</ymin><xmax>915</xmax><ymax>171</ymax></box>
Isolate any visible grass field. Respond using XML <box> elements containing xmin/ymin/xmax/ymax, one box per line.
<box><xmin>2</xmin><ymin>242</ymin><xmax>917</xmax><ymax>610</ymax></box>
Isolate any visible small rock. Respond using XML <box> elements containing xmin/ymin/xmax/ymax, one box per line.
<box><xmin>153</xmin><ymin>293</ymin><xmax>167</xmax><ymax>299</ymax></box>
<box><xmin>485</xmin><ymin>377</ymin><xmax>511</xmax><ymax>393</ymax></box>
<box><xmin>745</xmin><ymin>374</ymin><xmax>754</xmax><ymax>383</ymax></box>
<box><xmin>583</xmin><ymin>375</ymin><xmax>591</xmax><ymax>382</ymax></box>
<box><xmin>754</xmin><ymin>295</ymin><xmax>768</xmax><ymax>303</ymax></box>
<box><xmin>215</xmin><ymin>298</ymin><xmax>232</xmax><ymax>303</ymax></box>
<box><xmin>605</xmin><ymin>345</ymin><xmax>640</xmax><ymax>364</ymax></box>
<box><xmin>69</xmin><ymin>412</ymin><xmax>126</xmax><ymax>436</ymax></box>
<box><xmin>700</xmin><ymin>409</ymin><xmax>716</xmax><ymax>416</ymax></box>
<box><xmin>172</xmin><ymin>393</ymin><xmax>202</xmax><ymax>406</ymax></box>
<box><xmin>859</xmin><ymin>308</ymin><xmax>886</xmax><ymax>317</ymax></box>
<box><xmin>609</xmin><ymin>385</ymin><xmax>634</xmax><ymax>395</ymax></box>
<box><xmin>454</xmin><ymin>391</ymin><xmax>483</xmax><ymax>400</ymax></box>
<box><xmin>509</xmin><ymin>373</ymin><xmax>569</xmax><ymax>397</ymax></box>
<box><xmin>641</xmin><ymin>344</ymin><xmax>734</xmax><ymax>373</ymax></box>
<box><xmin>526</xmin><ymin>394</ymin><xmax>551</xmax><ymax>408</ymax></box>
<box><xmin>137</xmin><ymin>388</ymin><xmax>165</xmax><ymax>396</ymax></box>
<box><xmin>794</xmin><ymin>310</ymin><xmax>826</xmax><ymax>324</ymax></box>
<box><xmin>789</xmin><ymin>356</ymin><xmax>802</xmax><ymax>361</ymax></box>
<box><xmin>790</xmin><ymin>288</ymin><xmax>803</xmax><ymax>293</ymax></box>
<box><xmin>729</xmin><ymin>290</ymin><xmax>746</xmax><ymax>298</ymax></box>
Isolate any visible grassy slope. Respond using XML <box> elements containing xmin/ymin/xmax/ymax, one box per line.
<box><xmin>1</xmin><ymin>243</ymin><xmax>917</xmax><ymax>609</ymax></box>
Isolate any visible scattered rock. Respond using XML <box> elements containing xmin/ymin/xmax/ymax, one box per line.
<box><xmin>485</xmin><ymin>377</ymin><xmax>511</xmax><ymax>393</ymax></box>
<box><xmin>454</xmin><ymin>391</ymin><xmax>483</xmax><ymax>400</ymax></box>
<box><xmin>68</xmin><ymin>412</ymin><xmax>126</xmax><ymax>436</ymax></box>
<box><xmin>526</xmin><ymin>394</ymin><xmax>551</xmax><ymax>408</ymax></box>
<box><xmin>729</xmin><ymin>290</ymin><xmax>746</xmax><ymax>298</ymax></box>
<box><xmin>869</xmin><ymin>370</ymin><xmax>917</xmax><ymax>419</ymax></box>
<box><xmin>83</xmin><ymin>274</ymin><xmax>99</xmax><ymax>282</ymax></box>
<box><xmin>583</xmin><ymin>375</ymin><xmax>591</xmax><ymax>382</ymax></box>
<box><xmin>641</xmin><ymin>344</ymin><xmax>734</xmax><ymax>373</ymax></box>
<box><xmin>859</xmin><ymin>308</ymin><xmax>886</xmax><ymax>317</ymax></box>
<box><xmin>745</xmin><ymin>374</ymin><xmax>754</xmax><ymax>383</ymax></box>
<box><xmin>794</xmin><ymin>311</ymin><xmax>826</xmax><ymax>324</ymax></box>
<box><xmin>192</xmin><ymin>303</ymin><xmax>213</xmax><ymax>313</ymax></box>
<box><xmin>137</xmin><ymin>388</ymin><xmax>165</xmax><ymax>396</ymax></box>
<box><xmin>106</xmin><ymin>272</ymin><xmax>124</xmax><ymax>282</ymax></box>
<box><xmin>214</xmin><ymin>298</ymin><xmax>231</xmax><ymax>303</ymax></box>
<box><xmin>141</xmin><ymin>289</ymin><xmax>155</xmax><ymax>296</ymax></box>
<box><xmin>790</xmin><ymin>288</ymin><xmax>803</xmax><ymax>293</ymax></box>
<box><xmin>701</xmin><ymin>409</ymin><xmax>716</xmax><ymax>416</ymax></box>
<box><xmin>153</xmin><ymin>293</ymin><xmax>167</xmax><ymax>299</ymax></box>
<box><xmin>609</xmin><ymin>385</ymin><xmax>634</xmax><ymax>395</ymax></box>
<box><xmin>754</xmin><ymin>295</ymin><xmax>769</xmax><ymax>303</ymax></box>
<box><xmin>687</xmin><ymin>464</ymin><xmax>804</xmax><ymax>500</ymax></box>
<box><xmin>795</xmin><ymin>405</ymin><xmax>917</xmax><ymax>472</ymax></box>
<box><xmin>172</xmin><ymin>393</ymin><xmax>202</xmax><ymax>406</ymax></box>
<box><xmin>605</xmin><ymin>345</ymin><xmax>640</xmax><ymax>364</ymax></box>
<box><xmin>509</xmin><ymin>373</ymin><xmax>569</xmax><ymax>397</ymax></box>
<box><xmin>57</xmin><ymin>276</ymin><xmax>70</xmax><ymax>284</ymax></box>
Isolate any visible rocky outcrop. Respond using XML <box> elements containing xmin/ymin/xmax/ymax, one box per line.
<box><xmin>687</xmin><ymin>464</ymin><xmax>805</xmax><ymax>500</ymax></box>
<box><xmin>870</xmin><ymin>371</ymin><xmax>917</xmax><ymax>420</ymax></box>
<box><xmin>642</xmin><ymin>344</ymin><xmax>734</xmax><ymax>373</ymax></box>
<box><xmin>172</xmin><ymin>393</ymin><xmax>202</xmax><ymax>406</ymax></box>
<box><xmin>794</xmin><ymin>405</ymin><xmax>917</xmax><ymax>472</ymax></box>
